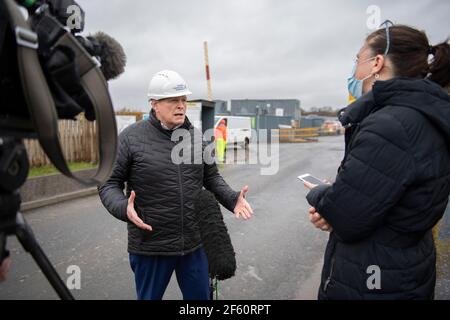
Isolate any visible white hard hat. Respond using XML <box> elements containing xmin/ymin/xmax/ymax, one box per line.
<box><xmin>147</xmin><ymin>70</ymin><xmax>192</xmax><ymax>101</ymax></box>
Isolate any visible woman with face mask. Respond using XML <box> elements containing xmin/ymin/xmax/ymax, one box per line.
<box><xmin>304</xmin><ymin>21</ymin><xmax>450</xmax><ymax>300</ymax></box>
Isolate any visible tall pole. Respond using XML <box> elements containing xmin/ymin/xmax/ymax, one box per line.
<box><xmin>204</xmin><ymin>41</ymin><xmax>213</xmax><ymax>102</ymax></box>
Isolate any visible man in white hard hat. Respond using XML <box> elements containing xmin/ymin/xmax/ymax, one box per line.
<box><xmin>99</xmin><ymin>70</ymin><xmax>253</xmax><ymax>300</ymax></box>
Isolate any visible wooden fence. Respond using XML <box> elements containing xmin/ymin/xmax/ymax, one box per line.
<box><xmin>24</xmin><ymin>112</ymin><xmax>146</xmax><ymax>167</ymax></box>
<box><xmin>24</xmin><ymin>115</ymin><xmax>99</xmax><ymax>167</ymax></box>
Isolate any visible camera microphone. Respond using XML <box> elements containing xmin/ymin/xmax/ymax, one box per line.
<box><xmin>78</xmin><ymin>31</ymin><xmax>126</xmax><ymax>81</ymax></box>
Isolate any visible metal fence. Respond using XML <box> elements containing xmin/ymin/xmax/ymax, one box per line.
<box><xmin>273</xmin><ymin>128</ymin><xmax>321</xmax><ymax>143</ymax></box>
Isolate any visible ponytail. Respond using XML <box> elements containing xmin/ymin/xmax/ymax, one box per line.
<box><xmin>429</xmin><ymin>40</ymin><xmax>450</xmax><ymax>88</ymax></box>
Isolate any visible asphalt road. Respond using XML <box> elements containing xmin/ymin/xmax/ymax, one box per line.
<box><xmin>1</xmin><ymin>136</ymin><xmax>449</xmax><ymax>300</ymax></box>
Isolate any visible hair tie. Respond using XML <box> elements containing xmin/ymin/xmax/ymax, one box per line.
<box><xmin>429</xmin><ymin>45</ymin><xmax>435</xmax><ymax>55</ymax></box>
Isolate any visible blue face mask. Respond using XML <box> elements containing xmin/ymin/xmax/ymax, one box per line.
<box><xmin>347</xmin><ymin>57</ymin><xmax>376</xmax><ymax>103</ymax></box>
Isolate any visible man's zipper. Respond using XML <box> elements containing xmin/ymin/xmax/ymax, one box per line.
<box><xmin>177</xmin><ymin>163</ymin><xmax>185</xmax><ymax>256</ymax></box>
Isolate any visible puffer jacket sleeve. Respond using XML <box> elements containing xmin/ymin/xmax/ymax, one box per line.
<box><xmin>307</xmin><ymin>112</ymin><xmax>416</xmax><ymax>242</ymax></box>
<box><xmin>203</xmin><ymin>143</ymin><xmax>240</xmax><ymax>213</ymax></box>
<box><xmin>306</xmin><ymin>184</ymin><xmax>332</xmax><ymax>207</ymax></box>
<box><xmin>98</xmin><ymin>132</ymin><xmax>131</xmax><ymax>222</ymax></box>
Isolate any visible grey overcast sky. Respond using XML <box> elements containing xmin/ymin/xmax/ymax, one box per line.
<box><xmin>76</xmin><ymin>0</ymin><xmax>450</xmax><ymax>111</ymax></box>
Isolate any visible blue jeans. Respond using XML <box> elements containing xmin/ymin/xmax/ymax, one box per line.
<box><xmin>129</xmin><ymin>247</ymin><xmax>210</xmax><ymax>300</ymax></box>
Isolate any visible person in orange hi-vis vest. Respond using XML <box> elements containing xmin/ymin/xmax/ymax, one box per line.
<box><xmin>214</xmin><ymin>119</ymin><xmax>227</xmax><ymax>163</ymax></box>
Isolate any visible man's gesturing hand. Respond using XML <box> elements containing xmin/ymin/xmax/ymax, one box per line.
<box><xmin>233</xmin><ymin>186</ymin><xmax>253</xmax><ymax>220</ymax></box>
<box><xmin>0</xmin><ymin>256</ymin><xmax>11</xmax><ymax>282</ymax></box>
<box><xmin>127</xmin><ymin>191</ymin><xmax>153</xmax><ymax>232</ymax></box>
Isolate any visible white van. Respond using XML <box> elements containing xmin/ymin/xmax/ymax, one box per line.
<box><xmin>215</xmin><ymin>116</ymin><xmax>252</xmax><ymax>149</ymax></box>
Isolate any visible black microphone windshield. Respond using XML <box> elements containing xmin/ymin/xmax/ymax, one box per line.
<box><xmin>89</xmin><ymin>31</ymin><xmax>126</xmax><ymax>81</ymax></box>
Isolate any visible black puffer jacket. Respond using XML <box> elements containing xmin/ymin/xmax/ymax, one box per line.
<box><xmin>98</xmin><ymin>110</ymin><xmax>239</xmax><ymax>256</ymax></box>
<box><xmin>307</xmin><ymin>78</ymin><xmax>450</xmax><ymax>300</ymax></box>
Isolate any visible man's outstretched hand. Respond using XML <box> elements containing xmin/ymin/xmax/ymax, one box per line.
<box><xmin>127</xmin><ymin>191</ymin><xmax>153</xmax><ymax>232</ymax></box>
<box><xmin>233</xmin><ymin>186</ymin><xmax>253</xmax><ymax>220</ymax></box>
<box><xmin>0</xmin><ymin>256</ymin><xmax>11</xmax><ymax>282</ymax></box>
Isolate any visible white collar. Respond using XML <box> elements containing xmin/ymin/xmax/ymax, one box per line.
<box><xmin>161</xmin><ymin>122</ymin><xmax>182</xmax><ymax>131</ymax></box>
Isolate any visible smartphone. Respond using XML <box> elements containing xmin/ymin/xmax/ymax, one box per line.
<box><xmin>298</xmin><ymin>174</ymin><xmax>325</xmax><ymax>186</ymax></box>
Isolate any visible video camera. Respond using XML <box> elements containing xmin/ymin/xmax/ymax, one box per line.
<box><xmin>0</xmin><ymin>0</ymin><xmax>126</xmax><ymax>299</ymax></box>
<box><xmin>0</xmin><ymin>0</ymin><xmax>125</xmax><ymax>186</ymax></box>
